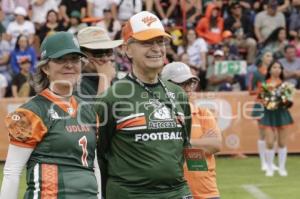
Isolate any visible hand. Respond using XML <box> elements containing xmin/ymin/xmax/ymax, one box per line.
<box><xmin>233</xmin><ymin>21</ymin><xmax>241</xmax><ymax>29</ymax></box>
<box><xmin>90</xmin><ymin>58</ymin><xmax>116</xmax><ymax>81</ymax></box>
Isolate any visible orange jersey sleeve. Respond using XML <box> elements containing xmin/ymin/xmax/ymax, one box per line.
<box><xmin>5</xmin><ymin>108</ymin><xmax>48</xmax><ymax>148</ymax></box>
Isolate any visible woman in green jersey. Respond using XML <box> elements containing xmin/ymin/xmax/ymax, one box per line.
<box><xmin>0</xmin><ymin>32</ymin><xmax>100</xmax><ymax>199</ymax></box>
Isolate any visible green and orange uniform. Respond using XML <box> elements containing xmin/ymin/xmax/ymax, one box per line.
<box><xmin>184</xmin><ymin>105</ymin><xmax>221</xmax><ymax>199</ymax></box>
<box><xmin>96</xmin><ymin>77</ymin><xmax>192</xmax><ymax>199</ymax></box>
<box><xmin>249</xmin><ymin>66</ymin><xmax>267</xmax><ymax>119</ymax></box>
<box><xmin>257</xmin><ymin>79</ymin><xmax>293</xmax><ymax>128</ymax></box>
<box><xmin>5</xmin><ymin>89</ymin><xmax>98</xmax><ymax>199</ymax></box>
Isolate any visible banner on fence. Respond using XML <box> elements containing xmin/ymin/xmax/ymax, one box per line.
<box><xmin>0</xmin><ymin>92</ymin><xmax>299</xmax><ymax>160</ymax></box>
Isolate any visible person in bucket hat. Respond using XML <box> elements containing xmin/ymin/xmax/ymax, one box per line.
<box><xmin>161</xmin><ymin>62</ymin><xmax>222</xmax><ymax>199</ymax></box>
<box><xmin>0</xmin><ymin>32</ymin><xmax>100</xmax><ymax>199</ymax></box>
<box><xmin>76</xmin><ymin>26</ymin><xmax>123</xmax><ymax>100</ymax></box>
<box><xmin>96</xmin><ymin>11</ymin><xmax>192</xmax><ymax>199</ymax></box>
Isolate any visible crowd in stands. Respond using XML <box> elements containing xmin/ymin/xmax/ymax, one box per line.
<box><xmin>1</xmin><ymin>0</ymin><xmax>300</xmax><ymax>98</ymax></box>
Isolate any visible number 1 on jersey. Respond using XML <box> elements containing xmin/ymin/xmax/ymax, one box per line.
<box><xmin>79</xmin><ymin>136</ymin><xmax>88</xmax><ymax>167</ymax></box>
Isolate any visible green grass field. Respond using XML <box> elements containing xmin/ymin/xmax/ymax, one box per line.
<box><xmin>1</xmin><ymin>156</ymin><xmax>300</xmax><ymax>199</ymax></box>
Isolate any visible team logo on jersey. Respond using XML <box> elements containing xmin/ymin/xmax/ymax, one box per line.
<box><xmin>145</xmin><ymin>99</ymin><xmax>178</xmax><ymax>129</ymax></box>
<box><xmin>49</xmin><ymin>109</ymin><xmax>61</xmax><ymax>119</ymax></box>
<box><xmin>145</xmin><ymin>99</ymin><xmax>171</xmax><ymax>120</ymax></box>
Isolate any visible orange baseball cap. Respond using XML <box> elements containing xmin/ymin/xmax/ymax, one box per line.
<box><xmin>122</xmin><ymin>11</ymin><xmax>171</xmax><ymax>42</ymax></box>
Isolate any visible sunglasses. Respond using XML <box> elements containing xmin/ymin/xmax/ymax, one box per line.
<box><xmin>89</xmin><ymin>49</ymin><xmax>114</xmax><ymax>58</ymax></box>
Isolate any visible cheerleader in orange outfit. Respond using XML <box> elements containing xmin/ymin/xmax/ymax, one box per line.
<box><xmin>258</xmin><ymin>60</ymin><xmax>294</xmax><ymax>177</ymax></box>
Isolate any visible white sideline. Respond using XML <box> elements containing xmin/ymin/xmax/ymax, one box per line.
<box><xmin>242</xmin><ymin>184</ymin><xmax>273</xmax><ymax>199</ymax></box>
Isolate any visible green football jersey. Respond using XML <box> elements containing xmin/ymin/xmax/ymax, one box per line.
<box><xmin>6</xmin><ymin>89</ymin><xmax>98</xmax><ymax>199</ymax></box>
<box><xmin>74</xmin><ymin>73</ymin><xmax>99</xmax><ymax>102</ymax></box>
<box><xmin>96</xmin><ymin>77</ymin><xmax>192</xmax><ymax>199</ymax></box>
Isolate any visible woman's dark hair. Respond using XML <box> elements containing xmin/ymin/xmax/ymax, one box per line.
<box><xmin>46</xmin><ymin>9</ymin><xmax>59</xmax><ymax>22</ymax></box>
<box><xmin>265</xmin><ymin>60</ymin><xmax>285</xmax><ymax>80</ymax></box>
<box><xmin>182</xmin><ymin>27</ymin><xmax>196</xmax><ymax>48</ymax></box>
<box><xmin>263</xmin><ymin>27</ymin><xmax>286</xmax><ymax>46</ymax></box>
<box><xmin>15</xmin><ymin>34</ymin><xmax>29</xmax><ymax>50</ymax></box>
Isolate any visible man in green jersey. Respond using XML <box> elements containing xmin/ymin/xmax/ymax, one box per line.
<box><xmin>96</xmin><ymin>11</ymin><xmax>193</xmax><ymax>199</ymax></box>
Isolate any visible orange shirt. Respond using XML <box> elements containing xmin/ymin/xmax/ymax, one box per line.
<box><xmin>184</xmin><ymin>105</ymin><xmax>221</xmax><ymax>199</ymax></box>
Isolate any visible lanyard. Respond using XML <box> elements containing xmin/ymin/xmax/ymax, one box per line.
<box><xmin>127</xmin><ymin>73</ymin><xmax>191</xmax><ymax>147</ymax></box>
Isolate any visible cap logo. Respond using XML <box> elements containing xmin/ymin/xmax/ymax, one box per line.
<box><xmin>142</xmin><ymin>16</ymin><xmax>157</xmax><ymax>27</ymax></box>
<box><xmin>41</xmin><ymin>50</ymin><xmax>47</xmax><ymax>59</ymax></box>
<box><xmin>92</xmin><ymin>31</ymin><xmax>103</xmax><ymax>36</ymax></box>
<box><xmin>73</xmin><ymin>37</ymin><xmax>80</xmax><ymax>48</ymax></box>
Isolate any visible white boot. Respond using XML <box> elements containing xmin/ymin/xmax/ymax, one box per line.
<box><xmin>265</xmin><ymin>149</ymin><xmax>275</xmax><ymax>177</ymax></box>
<box><xmin>257</xmin><ymin>140</ymin><xmax>267</xmax><ymax>171</ymax></box>
<box><xmin>278</xmin><ymin>147</ymin><xmax>288</xmax><ymax>176</ymax></box>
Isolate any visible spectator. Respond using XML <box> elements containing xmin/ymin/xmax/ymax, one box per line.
<box><xmin>11</xmin><ymin>57</ymin><xmax>35</xmax><ymax>97</ymax></box>
<box><xmin>38</xmin><ymin>9</ymin><xmax>66</xmax><ymax>42</ymax></box>
<box><xmin>1</xmin><ymin>0</ymin><xmax>31</xmax><ymax>28</ymax></box>
<box><xmin>254</xmin><ymin>0</ymin><xmax>285</xmax><ymax>44</ymax></box>
<box><xmin>0</xmin><ymin>33</ymin><xmax>12</xmax><ymax>85</ymax></box>
<box><xmin>77</xmin><ymin>26</ymin><xmax>123</xmax><ymax>99</ymax></box>
<box><xmin>262</xmin><ymin>0</ymin><xmax>290</xmax><ymax>13</ymax></box>
<box><xmin>177</xmin><ymin>28</ymin><xmax>208</xmax><ymax>90</ymax></box>
<box><xmin>225</xmin><ymin>2</ymin><xmax>257</xmax><ymax>64</ymax></box>
<box><xmin>279</xmin><ymin>44</ymin><xmax>300</xmax><ymax>88</ymax></box>
<box><xmin>288</xmin><ymin>1</ymin><xmax>300</xmax><ymax>38</ymax></box>
<box><xmin>178</xmin><ymin>28</ymin><xmax>208</xmax><ymax>71</ymax></box>
<box><xmin>114</xmin><ymin>30</ymin><xmax>132</xmax><ymax>73</ymax></box>
<box><xmin>0</xmin><ymin>8</ymin><xmax>7</xmax><ymax>31</ymax></box>
<box><xmin>30</xmin><ymin>0</ymin><xmax>58</xmax><ymax>30</ymax></box>
<box><xmin>97</xmin><ymin>8</ymin><xmax>121</xmax><ymax>39</ymax></box>
<box><xmin>206</xmin><ymin>49</ymin><xmax>234</xmax><ymax>91</ymax></box>
<box><xmin>67</xmin><ymin>10</ymin><xmax>87</xmax><ymax>35</ymax></box>
<box><xmin>221</xmin><ymin>30</ymin><xmax>241</xmax><ymax>61</ymax></box>
<box><xmin>59</xmin><ymin>0</ymin><xmax>87</xmax><ymax>25</ymax></box>
<box><xmin>161</xmin><ymin>61</ymin><xmax>222</xmax><ymax>199</ymax></box>
<box><xmin>6</xmin><ymin>6</ymin><xmax>35</xmax><ymax>49</ymax></box>
<box><xmin>196</xmin><ymin>3</ymin><xmax>224</xmax><ymax>45</ymax></box>
<box><xmin>10</xmin><ymin>34</ymin><xmax>37</xmax><ymax>75</ymax></box>
<box><xmin>206</xmin><ymin>49</ymin><xmax>246</xmax><ymax>91</ymax></box>
<box><xmin>142</xmin><ymin>0</ymin><xmax>154</xmax><ymax>11</ymax></box>
<box><xmin>0</xmin><ymin>73</ymin><xmax>8</xmax><ymax>98</ymax></box>
<box><xmin>179</xmin><ymin>0</ymin><xmax>202</xmax><ymax>28</ymax></box>
<box><xmin>87</xmin><ymin>0</ymin><xmax>117</xmax><ymax>19</ymax></box>
<box><xmin>262</xmin><ymin>27</ymin><xmax>288</xmax><ymax>59</ymax></box>
<box><xmin>153</xmin><ymin>0</ymin><xmax>180</xmax><ymax>25</ymax></box>
<box><xmin>115</xmin><ymin>0</ymin><xmax>143</xmax><ymax>22</ymax></box>
<box><xmin>290</xmin><ymin>28</ymin><xmax>300</xmax><ymax>57</ymax></box>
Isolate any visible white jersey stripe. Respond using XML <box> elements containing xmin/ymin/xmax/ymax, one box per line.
<box><xmin>121</xmin><ymin>126</ymin><xmax>147</xmax><ymax>131</ymax></box>
<box><xmin>33</xmin><ymin>163</ymin><xmax>40</xmax><ymax>199</ymax></box>
<box><xmin>116</xmin><ymin>113</ymin><xmax>145</xmax><ymax>124</ymax></box>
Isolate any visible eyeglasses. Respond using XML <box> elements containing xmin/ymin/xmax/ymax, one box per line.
<box><xmin>128</xmin><ymin>37</ymin><xmax>170</xmax><ymax>47</ymax></box>
<box><xmin>86</xmin><ymin>49</ymin><xmax>114</xmax><ymax>59</ymax></box>
<box><xmin>50</xmin><ymin>54</ymin><xmax>82</xmax><ymax>64</ymax></box>
<box><xmin>177</xmin><ymin>79</ymin><xmax>198</xmax><ymax>88</ymax></box>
